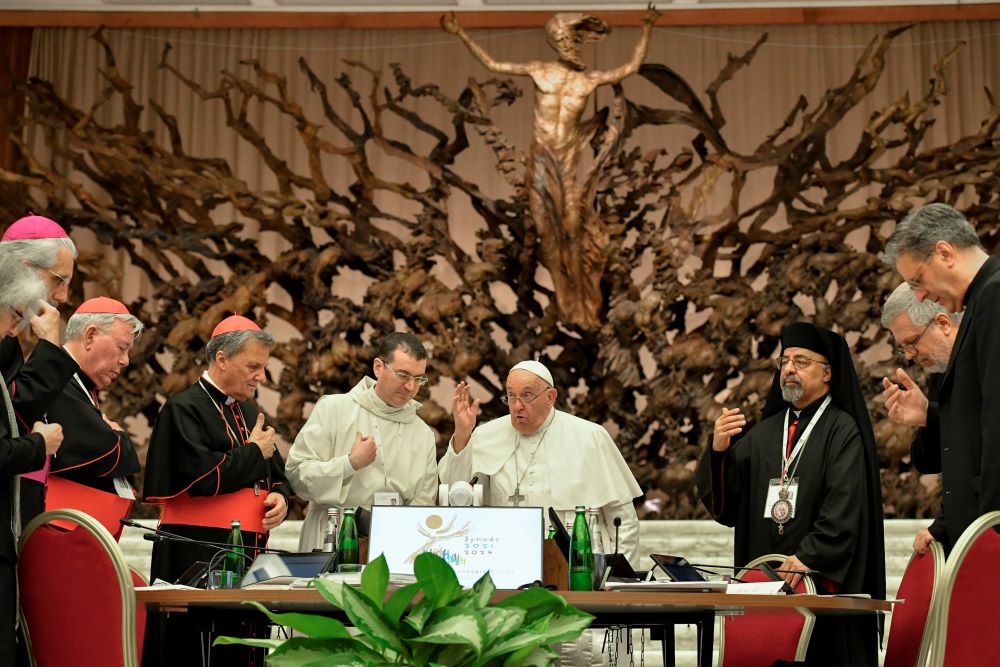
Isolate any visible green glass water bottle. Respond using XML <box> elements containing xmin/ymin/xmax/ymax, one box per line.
<box><xmin>223</xmin><ymin>519</ymin><xmax>246</xmax><ymax>583</ymax></box>
<box><xmin>337</xmin><ymin>507</ymin><xmax>360</xmax><ymax>571</ymax></box>
<box><xmin>568</xmin><ymin>505</ymin><xmax>593</xmax><ymax>591</ymax></box>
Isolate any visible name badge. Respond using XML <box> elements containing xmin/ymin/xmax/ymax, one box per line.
<box><xmin>374</xmin><ymin>491</ymin><xmax>402</xmax><ymax>506</ymax></box>
<box><xmin>763</xmin><ymin>478</ymin><xmax>798</xmax><ymax>519</ymax></box>
<box><xmin>113</xmin><ymin>476</ymin><xmax>136</xmax><ymax>500</ymax></box>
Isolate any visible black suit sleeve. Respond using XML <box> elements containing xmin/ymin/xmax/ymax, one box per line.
<box><xmin>8</xmin><ymin>340</ymin><xmax>79</xmax><ymax>424</ymax></box>
<box><xmin>696</xmin><ymin>436</ymin><xmax>749</xmax><ymax>527</ymax></box>
<box><xmin>49</xmin><ymin>390</ymin><xmax>140</xmax><ymax>479</ymax></box>
<box><xmin>976</xmin><ymin>281</ymin><xmax>1000</xmax><ymax>518</ymax></box>
<box><xmin>911</xmin><ymin>401</ymin><xmax>941</xmax><ymax>474</ymax></box>
<box><xmin>0</xmin><ymin>418</ymin><xmax>45</xmax><ymax>477</ymax></box>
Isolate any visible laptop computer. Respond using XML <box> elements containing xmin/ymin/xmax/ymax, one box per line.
<box><xmin>240</xmin><ymin>552</ymin><xmax>331</xmax><ymax>588</ymax></box>
<box><xmin>367</xmin><ymin>505</ymin><xmax>544</xmax><ymax>589</ymax></box>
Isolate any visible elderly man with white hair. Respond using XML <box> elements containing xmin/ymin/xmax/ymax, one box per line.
<box><xmin>1</xmin><ymin>214</ymin><xmax>82</xmax><ymax>526</ymax></box>
<box><xmin>440</xmin><ymin>360</ymin><xmax>641</xmax><ymax>566</ymax></box>
<box><xmin>0</xmin><ymin>253</ymin><xmax>63</xmax><ymax>666</ymax></box>
<box><xmin>26</xmin><ymin>297</ymin><xmax>145</xmax><ymax>538</ymax></box>
<box><xmin>880</xmin><ymin>282</ymin><xmax>962</xmax><ymax>554</ymax></box>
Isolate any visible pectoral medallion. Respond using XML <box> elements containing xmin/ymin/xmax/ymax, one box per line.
<box><xmin>771</xmin><ymin>487</ymin><xmax>793</xmax><ymax>535</ymax></box>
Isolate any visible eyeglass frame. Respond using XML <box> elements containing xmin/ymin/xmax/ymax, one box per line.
<box><xmin>500</xmin><ymin>389</ymin><xmax>551</xmax><ymax>407</ymax></box>
<box><xmin>774</xmin><ymin>355</ymin><xmax>830</xmax><ymax>371</ymax></box>
<box><xmin>11</xmin><ymin>307</ymin><xmax>32</xmax><ymax>333</ymax></box>
<box><xmin>377</xmin><ymin>358</ymin><xmax>429</xmax><ymax>386</ymax></box>
<box><xmin>893</xmin><ymin>321</ymin><xmax>932</xmax><ymax>357</ymax></box>
<box><xmin>904</xmin><ymin>252</ymin><xmax>933</xmax><ymax>291</ymax></box>
<box><xmin>30</xmin><ymin>263</ymin><xmax>71</xmax><ymax>289</ymax></box>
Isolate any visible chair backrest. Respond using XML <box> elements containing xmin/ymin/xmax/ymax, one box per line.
<box><xmin>718</xmin><ymin>553</ymin><xmax>815</xmax><ymax>667</ymax></box>
<box><xmin>17</xmin><ymin>509</ymin><xmax>139</xmax><ymax>667</ymax></box>
<box><xmin>928</xmin><ymin>511</ymin><xmax>1000</xmax><ymax>667</ymax></box>
<box><xmin>882</xmin><ymin>541</ymin><xmax>944</xmax><ymax>667</ymax></box>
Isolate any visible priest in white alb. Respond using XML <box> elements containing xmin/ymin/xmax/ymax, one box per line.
<box><xmin>439</xmin><ymin>360</ymin><xmax>642</xmax><ymax>566</ymax></box>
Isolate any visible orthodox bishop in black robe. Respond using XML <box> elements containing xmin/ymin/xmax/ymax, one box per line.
<box><xmin>698</xmin><ymin>322</ymin><xmax>885</xmax><ymax>667</ymax></box>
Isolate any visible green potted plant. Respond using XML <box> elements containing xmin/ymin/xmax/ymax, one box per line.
<box><xmin>216</xmin><ymin>552</ymin><xmax>594</xmax><ymax>666</ymax></box>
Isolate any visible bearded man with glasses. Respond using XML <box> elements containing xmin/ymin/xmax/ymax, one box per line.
<box><xmin>879</xmin><ymin>282</ymin><xmax>962</xmax><ymax>555</ymax></box>
<box><xmin>441</xmin><ymin>359</ymin><xmax>642</xmax><ymax>568</ymax></box>
<box><xmin>287</xmin><ymin>332</ymin><xmax>438</xmax><ymax>552</ymax></box>
<box><xmin>697</xmin><ymin>322</ymin><xmax>885</xmax><ymax>667</ymax></box>
<box><xmin>0</xmin><ymin>215</ymin><xmax>82</xmax><ymax>530</ymax></box>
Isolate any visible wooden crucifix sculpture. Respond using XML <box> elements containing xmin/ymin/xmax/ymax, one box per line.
<box><xmin>442</xmin><ymin>6</ymin><xmax>661</xmax><ymax>330</ymax></box>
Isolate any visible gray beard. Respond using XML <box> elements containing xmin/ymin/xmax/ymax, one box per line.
<box><xmin>781</xmin><ymin>383</ymin><xmax>804</xmax><ymax>403</ymax></box>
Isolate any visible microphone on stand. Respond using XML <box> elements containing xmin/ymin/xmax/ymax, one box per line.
<box><xmin>121</xmin><ymin>518</ymin><xmax>286</xmax><ymax>554</ymax></box>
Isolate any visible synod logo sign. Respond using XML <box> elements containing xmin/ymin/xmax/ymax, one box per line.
<box><xmin>367</xmin><ymin>506</ymin><xmax>544</xmax><ymax>589</ymax></box>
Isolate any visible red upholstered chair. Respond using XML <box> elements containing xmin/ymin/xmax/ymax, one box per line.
<box><xmin>17</xmin><ymin>509</ymin><xmax>141</xmax><ymax>667</ymax></box>
<box><xmin>928</xmin><ymin>511</ymin><xmax>1000</xmax><ymax>667</ymax></box>
<box><xmin>717</xmin><ymin>553</ymin><xmax>815</xmax><ymax>667</ymax></box>
<box><xmin>882</xmin><ymin>541</ymin><xmax>944</xmax><ymax>667</ymax></box>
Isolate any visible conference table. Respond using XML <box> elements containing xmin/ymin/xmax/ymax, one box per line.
<box><xmin>137</xmin><ymin>587</ymin><xmax>893</xmax><ymax>667</ymax></box>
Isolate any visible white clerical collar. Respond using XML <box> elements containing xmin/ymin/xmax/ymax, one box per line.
<box><xmin>201</xmin><ymin>371</ymin><xmax>236</xmax><ymax>405</ymax></box>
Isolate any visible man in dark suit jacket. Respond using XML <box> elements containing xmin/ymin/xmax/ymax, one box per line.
<box><xmin>884</xmin><ymin>202</ymin><xmax>1000</xmax><ymax>551</ymax></box>
<box><xmin>879</xmin><ymin>281</ymin><xmax>961</xmax><ymax>553</ymax></box>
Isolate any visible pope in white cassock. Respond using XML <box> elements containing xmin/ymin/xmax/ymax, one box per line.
<box><xmin>439</xmin><ymin>360</ymin><xmax>642</xmax><ymax>566</ymax></box>
<box><xmin>286</xmin><ymin>333</ymin><xmax>439</xmax><ymax>552</ymax></box>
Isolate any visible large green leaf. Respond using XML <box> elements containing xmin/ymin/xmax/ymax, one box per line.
<box><xmin>411</xmin><ymin>607</ymin><xmax>488</xmax><ymax>655</ymax></box>
<box><xmin>476</xmin><ymin>629</ymin><xmax>547</xmax><ymax>665</ymax></box>
<box><xmin>481</xmin><ymin>606</ymin><xmax>527</xmax><ymax>644</ymax></box>
<box><xmin>336</xmin><ymin>583</ymin><xmax>410</xmax><ymax>658</ymax></box>
<box><xmin>432</xmin><ymin>643</ymin><xmax>476</xmax><ymax>666</ymax></box>
<box><xmin>413</xmin><ymin>552</ymin><xmax>462</xmax><ymax>608</ymax></box>
<box><xmin>532</xmin><ymin>607</ymin><xmax>594</xmax><ymax>644</ymax></box>
<box><xmin>233</xmin><ymin>600</ymin><xmax>351</xmax><ymax>639</ymax></box>
<box><xmin>384</xmin><ymin>581</ymin><xmax>423</xmax><ymax>625</ymax></box>
<box><xmin>500</xmin><ymin>641</ymin><xmax>560</xmax><ymax>667</ymax></box>
<box><xmin>264</xmin><ymin>637</ymin><xmax>384</xmax><ymax>667</ymax></box>
<box><xmin>457</xmin><ymin>572</ymin><xmax>496</xmax><ymax>610</ymax></box>
<box><xmin>518</xmin><ymin>645</ymin><xmax>559</xmax><ymax>667</ymax></box>
<box><xmin>315</xmin><ymin>577</ymin><xmax>349</xmax><ymax>609</ymax></box>
<box><xmin>212</xmin><ymin>636</ymin><xmax>284</xmax><ymax>650</ymax></box>
<box><xmin>496</xmin><ymin>588</ymin><xmax>566</xmax><ymax>624</ymax></box>
<box><xmin>403</xmin><ymin>595</ymin><xmax>435</xmax><ymax>633</ymax></box>
<box><xmin>361</xmin><ymin>553</ymin><xmax>389</xmax><ymax>607</ymax></box>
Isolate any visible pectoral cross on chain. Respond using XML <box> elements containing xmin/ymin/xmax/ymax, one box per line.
<box><xmin>508</xmin><ymin>487</ymin><xmax>525</xmax><ymax>507</ymax></box>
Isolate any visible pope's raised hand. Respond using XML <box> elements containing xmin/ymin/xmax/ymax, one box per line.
<box><xmin>348</xmin><ymin>431</ymin><xmax>377</xmax><ymax>470</ymax></box>
<box><xmin>712</xmin><ymin>407</ymin><xmax>746</xmax><ymax>452</ymax></box>
<box><xmin>452</xmin><ymin>381</ymin><xmax>480</xmax><ymax>453</ymax></box>
<box><xmin>881</xmin><ymin>368</ymin><xmax>929</xmax><ymax>427</ymax></box>
<box><xmin>250</xmin><ymin>413</ymin><xmax>276</xmax><ymax>459</ymax></box>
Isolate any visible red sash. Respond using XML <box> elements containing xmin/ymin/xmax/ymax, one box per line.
<box><xmin>159</xmin><ymin>487</ymin><xmax>266</xmax><ymax>534</ymax></box>
<box><xmin>45</xmin><ymin>475</ymin><xmax>133</xmax><ymax>540</ymax></box>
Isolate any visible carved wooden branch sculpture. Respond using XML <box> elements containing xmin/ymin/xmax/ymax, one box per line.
<box><xmin>1</xmin><ymin>25</ymin><xmax>997</xmax><ymax>518</ymax></box>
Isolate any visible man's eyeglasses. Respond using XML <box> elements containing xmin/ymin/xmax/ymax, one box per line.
<box><xmin>379</xmin><ymin>359</ymin><xmax>429</xmax><ymax>386</ymax></box>
<box><xmin>905</xmin><ymin>253</ymin><xmax>932</xmax><ymax>291</ymax></box>
<box><xmin>47</xmin><ymin>269</ymin><xmax>71</xmax><ymax>288</ymax></box>
<box><xmin>775</xmin><ymin>355</ymin><xmax>830</xmax><ymax>371</ymax></box>
<box><xmin>893</xmin><ymin>322</ymin><xmax>931</xmax><ymax>357</ymax></box>
<box><xmin>500</xmin><ymin>392</ymin><xmax>548</xmax><ymax>407</ymax></box>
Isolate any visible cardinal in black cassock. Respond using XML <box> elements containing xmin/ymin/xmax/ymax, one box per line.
<box><xmin>697</xmin><ymin>322</ymin><xmax>885</xmax><ymax>667</ymax></box>
<box><xmin>141</xmin><ymin>315</ymin><xmax>290</xmax><ymax>667</ymax></box>
<box><xmin>35</xmin><ymin>297</ymin><xmax>143</xmax><ymax>538</ymax></box>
